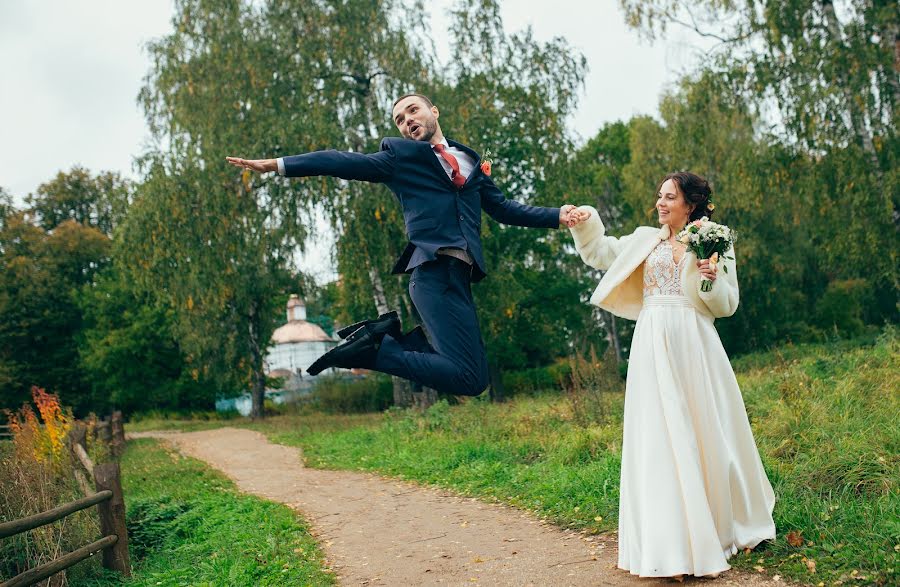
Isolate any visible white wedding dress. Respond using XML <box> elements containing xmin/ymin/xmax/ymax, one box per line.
<box><xmin>617</xmin><ymin>240</ymin><xmax>776</xmax><ymax>578</ymax></box>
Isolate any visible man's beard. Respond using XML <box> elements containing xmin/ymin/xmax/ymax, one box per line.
<box><xmin>415</xmin><ymin>117</ymin><xmax>438</xmax><ymax>142</ymax></box>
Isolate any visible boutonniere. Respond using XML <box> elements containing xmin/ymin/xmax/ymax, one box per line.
<box><xmin>480</xmin><ymin>149</ymin><xmax>494</xmax><ymax>176</ymax></box>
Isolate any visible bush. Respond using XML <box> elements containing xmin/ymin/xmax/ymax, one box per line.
<box><xmin>129</xmin><ymin>408</ymin><xmax>240</xmax><ymax>423</ymax></box>
<box><xmin>310</xmin><ymin>373</ymin><xmax>393</xmax><ymax>413</ymax></box>
<box><xmin>814</xmin><ymin>279</ymin><xmax>872</xmax><ymax>336</ymax></box>
<box><xmin>503</xmin><ymin>360</ymin><xmax>572</xmax><ymax>396</ymax></box>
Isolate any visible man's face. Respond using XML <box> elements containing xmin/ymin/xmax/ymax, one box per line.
<box><xmin>392</xmin><ymin>96</ymin><xmax>438</xmax><ymax>142</ymax></box>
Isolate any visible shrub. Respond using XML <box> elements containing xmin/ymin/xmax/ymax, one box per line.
<box><xmin>310</xmin><ymin>373</ymin><xmax>393</xmax><ymax>413</ymax></box>
<box><xmin>814</xmin><ymin>279</ymin><xmax>872</xmax><ymax>336</ymax></box>
<box><xmin>503</xmin><ymin>360</ymin><xmax>572</xmax><ymax>396</ymax></box>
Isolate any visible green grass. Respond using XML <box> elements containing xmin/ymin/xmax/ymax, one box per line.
<box><xmin>134</xmin><ymin>331</ymin><xmax>900</xmax><ymax>586</ymax></box>
<box><xmin>80</xmin><ymin>438</ymin><xmax>334</xmax><ymax>586</ymax></box>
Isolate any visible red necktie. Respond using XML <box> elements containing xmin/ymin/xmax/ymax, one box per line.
<box><xmin>433</xmin><ymin>144</ymin><xmax>467</xmax><ymax>188</ymax></box>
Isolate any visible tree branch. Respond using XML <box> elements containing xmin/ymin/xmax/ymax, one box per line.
<box><xmin>669</xmin><ymin>1</ymin><xmax>753</xmax><ymax>45</ymax></box>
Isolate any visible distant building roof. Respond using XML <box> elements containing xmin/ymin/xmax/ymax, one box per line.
<box><xmin>271</xmin><ymin>321</ymin><xmax>333</xmax><ymax>344</ymax></box>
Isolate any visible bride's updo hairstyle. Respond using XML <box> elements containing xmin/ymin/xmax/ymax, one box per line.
<box><xmin>657</xmin><ymin>172</ymin><xmax>715</xmax><ymax>222</ymax></box>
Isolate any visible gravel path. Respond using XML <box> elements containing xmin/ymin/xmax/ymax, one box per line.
<box><xmin>130</xmin><ymin>428</ymin><xmax>791</xmax><ymax>586</ymax></box>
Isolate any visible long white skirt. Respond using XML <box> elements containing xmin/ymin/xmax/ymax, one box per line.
<box><xmin>618</xmin><ymin>295</ymin><xmax>776</xmax><ymax>578</ymax></box>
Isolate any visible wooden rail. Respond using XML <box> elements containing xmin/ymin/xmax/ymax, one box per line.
<box><xmin>0</xmin><ymin>491</ymin><xmax>112</xmax><ymax>539</ymax></box>
<box><xmin>1</xmin><ymin>535</ymin><xmax>117</xmax><ymax>587</ymax></box>
<box><xmin>0</xmin><ymin>414</ymin><xmax>131</xmax><ymax>585</ymax></box>
<box><xmin>0</xmin><ymin>424</ymin><xmax>11</xmax><ymax>440</ymax></box>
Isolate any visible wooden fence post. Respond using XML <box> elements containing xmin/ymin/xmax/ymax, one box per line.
<box><xmin>93</xmin><ymin>462</ymin><xmax>131</xmax><ymax>576</ymax></box>
<box><xmin>67</xmin><ymin>424</ymin><xmax>87</xmax><ymax>452</ymax></box>
<box><xmin>110</xmin><ymin>411</ymin><xmax>125</xmax><ymax>458</ymax></box>
<box><xmin>96</xmin><ymin>419</ymin><xmax>111</xmax><ymax>446</ymax></box>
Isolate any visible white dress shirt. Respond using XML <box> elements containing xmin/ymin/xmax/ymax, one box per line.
<box><xmin>432</xmin><ymin>138</ymin><xmax>475</xmax><ymax>180</ymax></box>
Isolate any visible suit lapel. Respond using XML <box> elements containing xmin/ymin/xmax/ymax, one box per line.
<box><xmin>420</xmin><ymin>141</ymin><xmax>458</xmax><ymax>190</ymax></box>
<box><xmin>448</xmin><ymin>139</ymin><xmax>481</xmax><ymax>186</ymax></box>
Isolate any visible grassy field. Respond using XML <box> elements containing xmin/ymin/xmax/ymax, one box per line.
<box><xmin>131</xmin><ymin>331</ymin><xmax>899</xmax><ymax>586</ymax></box>
<box><xmin>80</xmin><ymin>438</ymin><xmax>334</xmax><ymax>586</ymax></box>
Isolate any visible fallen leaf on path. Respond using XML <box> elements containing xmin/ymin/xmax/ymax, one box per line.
<box><xmin>754</xmin><ymin>566</ymin><xmax>765</xmax><ymax>573</ymax></box>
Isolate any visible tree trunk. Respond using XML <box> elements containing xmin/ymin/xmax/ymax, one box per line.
<box><xmin>821</xmin><ymin>0</ymin><xmax>883</xmax><ymax>174</ymax></box>
<box><xmin>368</xmin><ymin>265</ymin><xmax>412</xmax><ymax>408</ymax></box>
<box><xmin>248</xmin><ymin>302</ymin><xmax>266</xmax><ymax>419</ymax></box>
<box><xmin>488</xmin><ymin>362</ymin><xmax>506</xmax><ymax>403</ymax></box>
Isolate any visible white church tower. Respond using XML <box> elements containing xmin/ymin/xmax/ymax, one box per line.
<box><xmin>265</xmin><ymin>295</ymin><xmax>337</xmax><ymax>377</ymax></box>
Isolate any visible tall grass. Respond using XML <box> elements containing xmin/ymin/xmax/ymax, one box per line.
<box><xmin>0</xmin><ymin>388</ymin><xmax>101</xmax><ymax>586</ymax></box>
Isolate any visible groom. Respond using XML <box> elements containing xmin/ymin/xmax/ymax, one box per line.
<box><xmin>227</xmin><ymin>93</ymin><xmax>578</xmax><ymax>396</ymax></box>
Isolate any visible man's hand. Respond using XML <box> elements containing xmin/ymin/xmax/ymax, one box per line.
<box><xmin>225</xmin><ymin>157</ymin><xmax>278</xmax><ymax>173</ymax></box>
<box><xmin>559</xmin><ymin>204</ymin><xmax>576</xmax><ymax>228</ymax></box>
<box><xmin>560</xmin><ymin>205</ymin><xmax>591</xmax><ymax>228</ymax></box>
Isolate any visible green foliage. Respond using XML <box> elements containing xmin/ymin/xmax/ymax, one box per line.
<box><xmin>613</xmin><ymin>0</ymin><xmax>898</xmax><ymax>351</ymax></box>
<box><xmin>310</xmin><ymin>374</ymin><xmax>393</xmax><ymax>414</ymax></box>
<box><xmin>77</xmin><ymin>267</ymin><xmax>213</xmax><ymax>415</ymax></box>
<box><xmin>26</xmin><ymin>166</ymin><xmax>132</xmax><ymax>236</ymax></box>
<box><xmin>502</xmin><ymin>360</ymin><xmax>571</xmax><ymax>396</ymax></box>
<box><xmin>79</xmin><ymin>439</ymin><xmax>334</xmax><ymax>586</ymax></box>
<box><xmin>813</xmin><ymin>279</ymin><xmax>872</xmax><ymax>336</ymax></box>
<box><xmin>0</xmin><ymin>206</ymin><xmax>111</xmax><ymax>411</ymax></box>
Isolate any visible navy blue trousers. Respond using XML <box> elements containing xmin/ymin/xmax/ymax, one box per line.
<box><xmin>374</xmin><ymin>257</ymin><xmax>490</xmax><ymax>396</ymax></box>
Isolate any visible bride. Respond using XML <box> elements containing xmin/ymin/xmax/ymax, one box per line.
<box><xmin>566</xmin><ymin>172</ymin><xmax>776</xmax><ymax>579</ymax></box>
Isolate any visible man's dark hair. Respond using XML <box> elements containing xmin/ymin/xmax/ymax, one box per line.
<box><xmin>392</xmin><ymin>93</ymin><xmax>434</xmax><ymax>110</ymax></box>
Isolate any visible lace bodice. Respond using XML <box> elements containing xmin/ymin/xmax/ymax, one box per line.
<box><xmin>643</xmin><ymin>240</ymin><xmax>688</xmax><ymax>297</ymax></box>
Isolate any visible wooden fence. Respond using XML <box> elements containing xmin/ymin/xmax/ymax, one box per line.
<box><xmin>0</xmin><ymin>424</ymin><xmax>11</xmax><ymax>441</ymax></box>
<box><xmin>0</xmin><ymin>412</ymin><xmax>130</xmax><ymax>586</ymax></box>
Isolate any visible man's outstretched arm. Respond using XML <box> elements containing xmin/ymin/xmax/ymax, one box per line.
<box><xmin>226</xmin><ymin>142</ymin><xmax>396</xmax><ymax>183</ymax></box>
<box><xmin>480</xmin><ymin>176</ymin><xmax>578</xmax><ymax>228</ymax></box>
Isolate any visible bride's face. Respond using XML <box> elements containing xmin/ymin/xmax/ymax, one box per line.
<box><xmin>655</xmin><ymin>179</ymin><xmax>693</xmax><ymax>229</ymax></box>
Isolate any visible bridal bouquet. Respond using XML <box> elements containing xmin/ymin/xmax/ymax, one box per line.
<box><xmin>677</xmin><ymin>218</ymin><xmax>736</xmax><ymax>292</ymax></box>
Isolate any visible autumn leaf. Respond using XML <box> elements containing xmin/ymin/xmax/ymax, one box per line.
<box><xmin>804</xmin><ymin>558</ymin><xmax>816</xmax><ymax>574</ymax></box>
<box><xmin>786</xmin><ymin>530</ymin><xmax>804</xmax><ymax>547</ymax></box>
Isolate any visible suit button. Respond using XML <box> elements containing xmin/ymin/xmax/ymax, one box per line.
<box><xmin>459</xmin><ymin>215</ymin><xmax>464</xmax><ymax>221</ymax></box>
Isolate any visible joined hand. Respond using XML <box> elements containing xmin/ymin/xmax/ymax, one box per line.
<box><xmin>560</xmin><ymin>205</ymin><xmax>591</xmax><ymax>228</ymax></box>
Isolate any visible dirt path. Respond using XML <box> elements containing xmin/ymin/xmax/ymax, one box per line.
<box><xmin>130</xmin><ymin>428</ymin><xmax>788</xmax><ymax>586</ymax></box>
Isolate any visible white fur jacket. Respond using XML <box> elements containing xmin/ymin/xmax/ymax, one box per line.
<box><xmin>569</xmin><ymin>206</ymin><xmax>739</xmax><ymax>321</ymax></box>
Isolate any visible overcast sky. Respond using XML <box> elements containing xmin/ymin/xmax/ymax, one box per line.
<box><xmin>1</xmin><ymin>0</ymin><xmax>706</xmax><ymax>281</ymax></box>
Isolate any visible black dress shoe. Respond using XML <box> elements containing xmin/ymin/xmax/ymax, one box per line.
<box><xmin>341</xmin><ymin>311</ymin><xmax>402</xmax><ymax>344</ymax></box>
<box><xmin>307</xmin><ymin>329</ymin><xmax>380</xmax><ymax>375</ymax></box>
<box><xmin>336</xmin><ymin>311</ymin><xmax>399</xmax><ymax>339</ymax></box>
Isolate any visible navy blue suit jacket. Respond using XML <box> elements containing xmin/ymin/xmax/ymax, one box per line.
<box><xmin>282</xmin><ymin>137</ymin><xmax>561</xmax><ymax>282</ymax></box>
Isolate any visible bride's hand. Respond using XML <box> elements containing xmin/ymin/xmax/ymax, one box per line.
<box><xmin>566</xmin><ymin>208</ymin><xmax>591</xmax><ymax>228</ymax></box>
<box><xmin>697</xmin><ymin>254</ymin><xmax>718</xmax><ymax>280</ymax></box>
